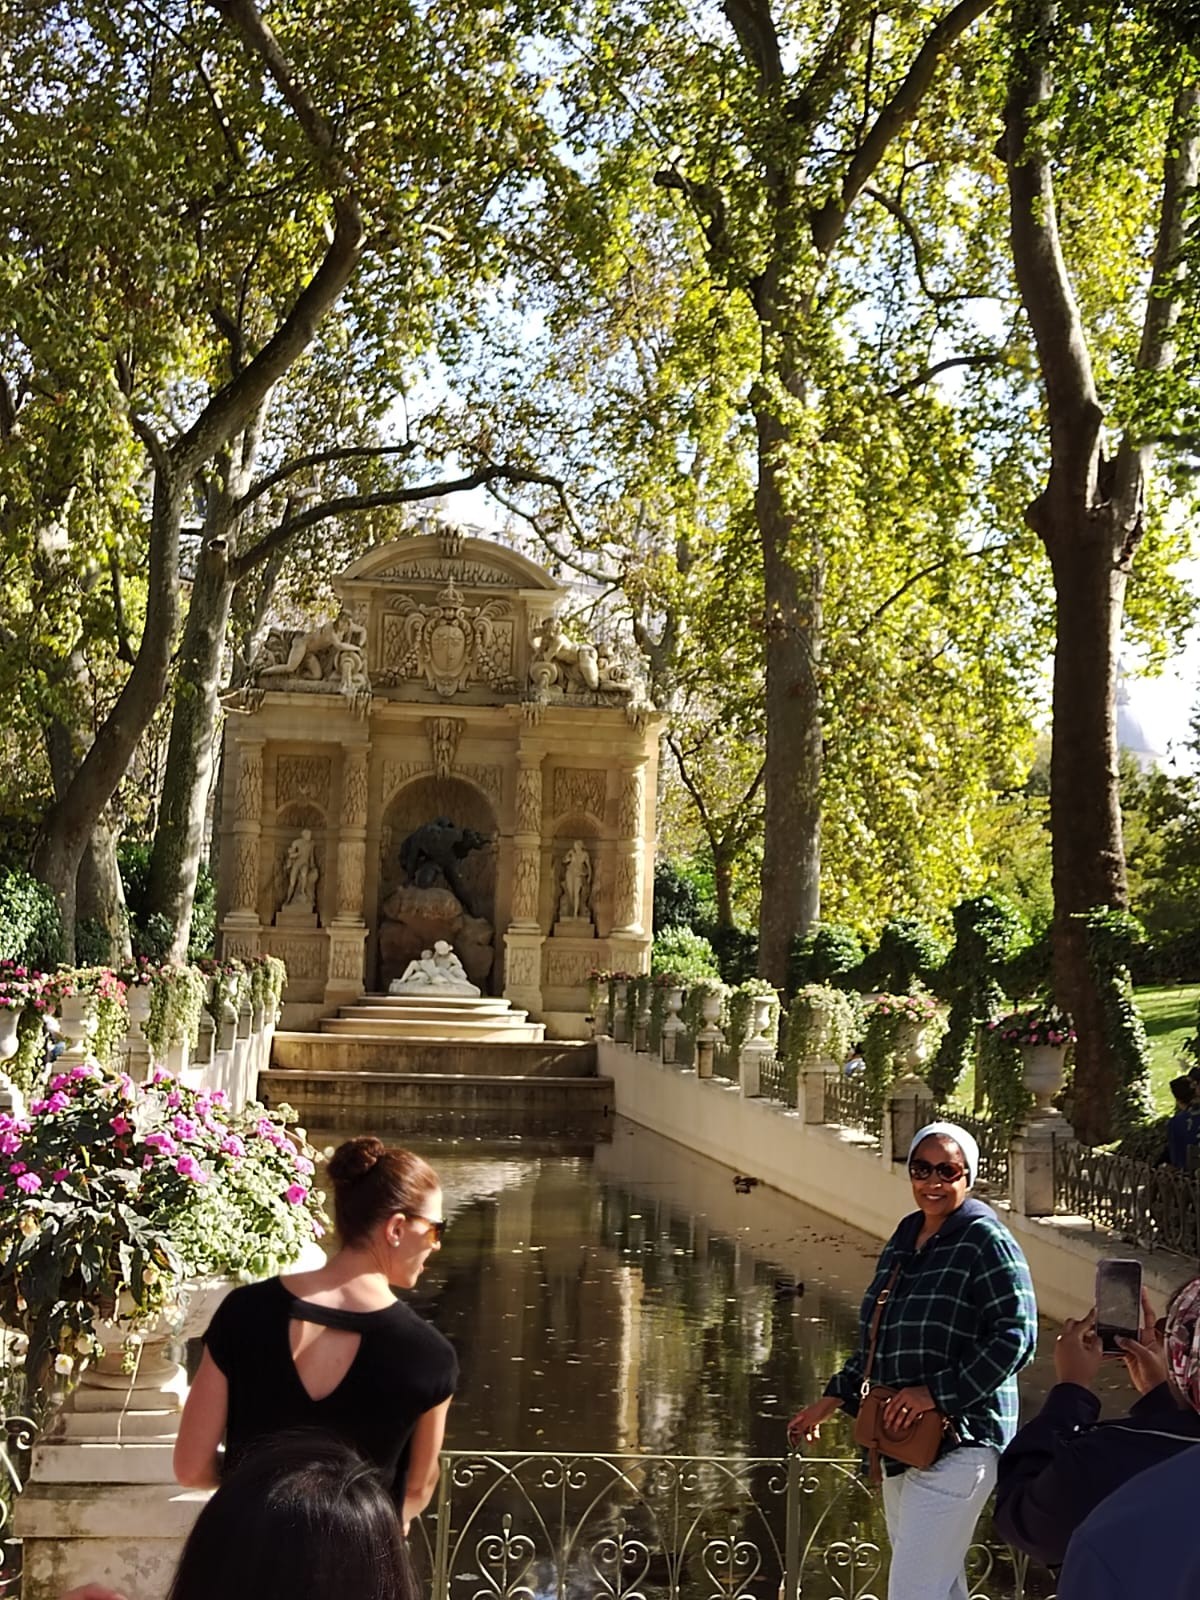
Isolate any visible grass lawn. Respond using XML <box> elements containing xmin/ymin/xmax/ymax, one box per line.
<box><xmin>1136</xmin><ymin>983</ymin><xmax>1200</xmax><ymax>1114</ymax></box>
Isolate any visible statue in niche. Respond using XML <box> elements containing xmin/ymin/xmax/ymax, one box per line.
<box><xmin>558</xmin><ymin>839</ymin><xmax>593</xmax><ymax>922</ymax></box>
<box><xmin>397</xmin><ymin>816</ymin><xmax>491</xmax><ymax>917</ymax></box>
<box><xmin>281</xmin><ymin>829</ymin><xmax>319</xmax><ymax>913</ymax></box>
<box><xmin>390</xmin><ymin>939</ymin><xmax>480</xmax><ymax>997</ymax></box>
<box><xmin>253</xmin><ymin>609</ymin><xmax>368</xmax><ymax>698</ymax></box>
<box><xmin>528</xmin><ymin>614</ymin><xmax>642</xmax><ymax>701</ymax></box>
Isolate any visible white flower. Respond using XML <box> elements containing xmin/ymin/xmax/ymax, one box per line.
<box><xmin>142</xmin><ymin>1263</ymin><xmax>159</xmax><ymax>1285</ymax></box>
<box><xmin>18</xmin><ymin>1214</ymin><xmax>38</xmax><ymax>1238</ymax></box>
<box><xmin>54</xmin><ymin>1354</ymin><xmax>73</xmax><ymax>1376</ymax></box>
<box><xmin>74</xmin><ymin>1334</ymin><xmax>94</xmax><ymax>1356</ymax></box>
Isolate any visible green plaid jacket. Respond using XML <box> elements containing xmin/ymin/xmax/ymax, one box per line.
<box><xmin>824</xmin><ymin>1197</ymin><xmax>1037</xmax><ymax>1469</ymax></box>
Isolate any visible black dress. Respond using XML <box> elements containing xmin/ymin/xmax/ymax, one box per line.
<box><xmin>203</xmin><ymin>1276</ymin><xmax>458</xmax><ymax>1493</ymax></box>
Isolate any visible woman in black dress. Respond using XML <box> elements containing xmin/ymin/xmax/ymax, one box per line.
<box><xmin>174</xmin><ymin>1137</ymin><xmax>456</xmax><ymax>1532</ymax></box>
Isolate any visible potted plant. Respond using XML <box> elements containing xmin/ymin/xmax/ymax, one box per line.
<box><xmin>143</xmin><ymin>963</ymin><xmax>209</xmax><ymax>1067</ymax></box>
<box><xmin>0</xmin><ymin>966</ymin><xmax>49</xmax><ymax>1062</ymax></box>
<box><xmin>0</xmin><ymin>1062</ymin><xmax>326</xmax><ymax>1404</ymax></box>
<box><xmin>988</xmin><ymin>1004</ymin><xmax>1076</xmax><ymax>1109</ymax></box>
<box><xmin>785</xmin><ymin>983</ymin><xmax>858</xmax><ymax>1068</ymax></box>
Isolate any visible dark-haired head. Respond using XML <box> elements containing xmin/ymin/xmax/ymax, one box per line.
<box><xmin>327</xmin><ymin>1136</ymin><xmax>439</xmax><ymax>1244</ymax></box>
<box><xmin>1171</xmin><ymin>1075</ymin><xmax>1196</xmax><ymax>1107</ymax></box>
<box><xmin>168</xmin><ymin>1434</ymin><xmax>417</xmax><ymax>1600</ymax></box>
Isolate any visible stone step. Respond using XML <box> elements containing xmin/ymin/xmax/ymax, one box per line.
<box><xmin>31</xmin><ymin>1439</ymin><xmax>177</xmax><ymax>1484</ymax></box>
<box><xmin>333</xmin><ymin>999</ymin><xmax>524</xmax><ymax>1023</ymax></box>
<box><xmin>272</xmin><ymin>1034</ymin><xmax>595</xmax><ymax>1076</ymax></box>
<box><xmin>259</xmin><ymin>1066</ymin><xmax>613</xmax><ymax>1131</ymax></box>
<box><xmin>319</xmin><ymin>1016</ymin><xmax>545</xmax><ymax>1042</ymax></box>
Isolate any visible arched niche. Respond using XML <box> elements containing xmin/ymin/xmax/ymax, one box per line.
<box><xmin>267</xmin><ymin>801</ymin><xmax>326</xmax><ymax>923</ymax></box>
<box><xmin>374</xmin><ymin>775</ymin><xmax>498</xmax><ymax>991</ymax></box>
<box><xmin>548</xmin><ymin>815</ymin><xmax>601</xmax><ymax>929</ymax></box>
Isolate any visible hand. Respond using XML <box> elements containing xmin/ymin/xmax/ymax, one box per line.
<box><xmin>786</xmin><ymin>1395</ymin><xmax>841</xmax><ymax>1445</ymax></box>
<box><xmin>881</xmin><ymin>1385</ymin><xmax>936</xmax><ymax>1434</ymax></box>
<box><xmin>1117</xmin><ymin>1287</ymin><xmax>1168</xmax><ymax>1395</ymax></box>
<box><xmin>1054</xmin><ymin>1308</ymin><xmax>1103</xmax><ymax>1389</ymax></box>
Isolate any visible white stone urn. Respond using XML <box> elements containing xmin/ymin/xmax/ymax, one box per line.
<box><xmin>0</xmin><ymin>1006</ymin><xmax>20</xmax><ymax>1061</ymax></box>
<box><xmin>612</xmin><ymin>979</ymin><xmax>629</xmax><ymax>1042</ymax></box>
<box><xmin>57</xmin><ymin>993</ymin><xmax>99</xmax><ymax>1065</ymax></box>
<box><xmin>660</xmin><ymin>986</ymin><xmax>685</xmax><ymax>1063</ymax></box>
<box><xmin>894</xmin><ymin>1017</ymin><xmax>934</xmax><ymax>1072</ymax></box>
<box><xmin>699</xmin><ymin>989</ymin><xmax>724</xmax><ymax>1028</ymax></box>
<box><xmin>750</xmin><ymin>993</ymin><xmax>777</xmax><ymax>1041</ymax></box>
<box><xmin>1020</xmin><ymin>1042</ymin><xmax>1070</xmax><ymax>1113</ymax></box>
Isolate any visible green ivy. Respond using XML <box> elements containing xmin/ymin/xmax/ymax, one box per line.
<box><xmin>784</xmin><ymin>984</ymin><xmax>858</xmax><ymax>1069</ymax></box>
<box><xmin>862</xmin><ymin>996</ymin><xmax>947</xmax><ymax>1126</ymax></box>
<box><xmin>92</xmin><ymin>992</ymin><xmax>129</xmax><ymax>1072</ymax></box>
<box><xmin>929</xmin><ymin>896</ymin><xmax>1026</xmax><ymax>1103</ymax></box>
<box><xmin>787</xmin><ymin>923</ymin><xmax>865</xmax><ymax>994</ymax></box>
<box><xmin>1075</xmin><ymin>908</ymin><xmax>1154</xmax><ymax>1136</ymax></box>
<box><xmin>144</xmin><ymin>965</ymin><xmax>208</xmax><ymax>1058</ymax></box>
<box><xmin>858</xmin><ymin>917</ymin><xmax>948</xmax><ymax>995</ymax></box>
<box><xmin>9</xmin><ymin>1008</ymin><xmax>45</xmax><ymax>1098</ymax></box>
<box><xmin>0</xmin><ymin>870</ymin><xmax>61</xmax><ymax>968</ymax></box>
<box><xmin>976</xmin><ymin>1025</ymin><xmax>1034</xmax><ymax>1130</ymax></box>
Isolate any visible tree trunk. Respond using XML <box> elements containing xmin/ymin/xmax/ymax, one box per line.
<box><xmin>77</xmin><ymin>814</ymin><xmax>132</xmax><ymax>965</ymax></box>
<box><xmin>1044</xmin><ymin>524</ymin><xmax>1129</xmax><ymax>1144</ymax></box>
<box><xmin>33</xmin><ymin>473</ymin><xmax>185</xmax><ymax>947</ymax></box>
<box><xmin>145</xmin><ymin>538</ymin><xmax>235</xmax><ymax>962</ymax></box>
<box><xmin>756</xmin><ymin>406</ymin><xmax>823</xmax><ymax>986</ymax></box>
<box><xmin>712</xmin><ymin>848</ymin><xmax>735</xmax><ymax>931</ymax></box>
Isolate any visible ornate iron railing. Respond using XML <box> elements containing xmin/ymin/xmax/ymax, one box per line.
<box><xmin>1053</xmin><ymin>1140</ymin><xmax>1200</xmax><ymax>1258</ymax></box>
<box><xmin>823</xmin><ymin>1075</ymin><xmax>882</xmax><ymax>1142</ymax></box>
<box><xmin>758</xmin><ymin>1054</ymin><xmax>797</xmax><ymax>1107</ymax></box>
<box><xmin>411</xmin><ymin>1450</ymin><xmax>1053</xmax><ymax>1600</ymax></box>
<box><xmin>944</xmin><ymin>1111</ymin><xmax>1011</xmax><ymax>1199</ymax></box>
<box><xmin>712</xmin><ymin>1043</ymin><xmax>739</xmax><ymax>1083</ymax></box>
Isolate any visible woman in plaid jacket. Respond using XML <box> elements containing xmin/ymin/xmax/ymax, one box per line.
<box><xmin>787</xmin><ymin>1121</ymin><xmax>1038</xmax><ymax>1600</ymax></box>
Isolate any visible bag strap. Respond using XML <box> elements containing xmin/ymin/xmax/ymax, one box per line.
<box><xmin>860</xmin><ymin>1262</ymin><xmax>902</xmax><ymax>1399</ymax></box>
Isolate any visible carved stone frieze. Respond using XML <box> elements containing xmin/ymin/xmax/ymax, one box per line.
<box><xmin>367</xmin><ymin>557</ymin><xmax>521</xmax><ymax>587</ymax></box>
<box><xmin>329</xmin><ymin>936</ymin><xmax>364</xmax><ymax>982</ymax></box>
<box><xmin>515</xmin><ymin>765</ymin><xmax>543</xmax><ymax>836</ymax></box>
<box><xmin>552</xmin><ymin>768</ymin><xmax>606</xmax><ymax>821</ymax></box>
<box><xmin>424</xmin><ymin>716</ymin><xmax>464</xmax><ymax>780</ymax></box>
<box><xmin>232</xmin><ymin>836</ymin><xmax>260</xmax><ymax>914</ymax></box>
<box><xmin>511</xmin><ymin>846</ymin><xmax>540</xmax><ymax>923</ymax></box>
<box><xmin>506</xmin><ymin>947</ymin><xmax>539</xmax><ymax>989</ymax></box>
<box><xmin>543</xmin><ymin>948</ymin><xmax>600</xmax><ymax>989</ymax></box>
<box><xmin>613</xmin><ymin>849</ymin><xmax>642</xmax><ymax>928</ymax></box>
<box><xmin>340</xmin><ymin>749</ymin><xmax>370</xmax><ymax>829</ymax></box>
<box><xmin>381</xmin><ymin>759</ymin><xmax>431</xmax><ymax>804</ymax></box>
<box><xmin>222</xmin><ymin>933</ymin><xmax>260</xmax><ymax>962</ymax></box>
<box><xmin>336</xmin><ymin>840</ymin><xmax>366</xmax><ymax>919</ymax></box>
<box><xmin>617</xmin><ymin>768</ymin><xmax>646</xmax><ymax>839</ymax></box>
<box><xmin>459</xmin><ymin>764</ymin><xmax>504</xmax><ymax>808</ymax></box>
<box><xmin>275</xmin><ymin>755</ymin><xmax>332</xmax><ymax>814</ymax></box>
<box><xmin>234</xmin><ymin>746</ymin><xmax>263</xmax><ymax>822</ymax></box>
<box><xmin>266</xmin><ymin>936</ymin><xmax>327</xmax><ymax>981</ymax></box>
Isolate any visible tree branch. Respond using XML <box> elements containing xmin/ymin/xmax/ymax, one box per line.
<box><xmin>107</xmin><ymin>548</ymin><xmax>137</xmax><ymax>666</ymax></box>
<box><xmin>813</xmin><ymin>0</ymin><xmax>996</xmax><ymax>255</ymax></box>
<box><xmin>483</xmin><ymin>483</ymin><xmax>618</xmax><ymax>587</ymax></box>
<box><xmin>721</xmin><ymin>0</ymin><xmax>784</xmax><ymax>92</ymax></box>
<box><xmin>229</xmin><ymin>465</ymin><xmax>575</xmax><ymax>580</ymax></box>
<box><xmin>885</xmin><ymin>350</ymin><xmax>1005</xmax><ymax>399</ymax></box>
<box><xmin>235</xmin><ymin>441</ymin><xmax>420</xmax><ymax>512</ymax></box>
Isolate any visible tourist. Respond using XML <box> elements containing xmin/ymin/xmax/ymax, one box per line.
<box><xmin>174</xmin><ymin>1137</ymin><xmax>457</xmax><ymax>1532</ymax></box>
<box><xmin>60</xmin><ymin>1433</ymin><xmax>419</xmax><ymax>1600</ymax></box>
<box><xmin>994</xmin><ymin>1285</ymin><xmax>1200</xmax><ymax>1569</ymax></box>
<box><xmin>843</xmin><ymin>1042</ymin><xmax>866</xmax><ymax>1077</ymax></box>
<box><xmin>1054</xmin><ymin>1277</ymin><xmax>1200</xmax><ymax>1597</ymax></box>
<box><xmin>786</xmin><ymin>1121</ymin><xmax>1037</xmax><ymax>1600</ymax></box>
<box><xmin>1165</xmin><ymin>1075</ymin><xmax>1200</xmax><ymax>1170</ymax></box>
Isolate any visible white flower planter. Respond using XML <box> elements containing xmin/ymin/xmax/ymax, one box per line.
<box><xmin>895</xmin><ymin>1017</ymin><xmax>933</xmax><ymax>1072</ymax></box>
<box><xmin>0</xmin><ymin>1008</ymin><xmax>19</xmax><ymax>1062</ymax></box>
<box><xmin>750</xmin><ymin>994</ymin><xmax>776</xmax><ymax>1042</ymax></box>
<box><xmin>699</xmin><ymin>991</ymin><xmax>724</xmax><ymax>1028</ymax></box>
<box><xmin>1021</xmin><ymin>1042</ymin><xmax>1069</xmax><ymax>1112</ymax></box>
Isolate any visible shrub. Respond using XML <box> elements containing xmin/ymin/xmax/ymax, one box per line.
<box><xmin>708</xmin><ymin>924</ymin><xmax>759</xmax><ymax>985</ymax></box>
<box><xmin>0</xmin><ymin>870</ymin><xmax>62</xmax><ymax>969</ymax></box>
<box><xmin>929</xmin><ymin>895</ymin><xmax>1027</xmax><ymax>1102</ymax></box>
<box><xmin>784</xmin><ymin>984</ymin><xmax>858</xmax><ymax>1068</ymax></box>
<box><xmin>651</xmin><ymin>927</ymin><xmax>722</xmax><ymax>983</ymax></box>
<box><xmin>858</xmin><ymin>917</ymin><xmax>947</xmax><ymax>995</ymax></box>
<box><xmin>788</xmin><ymin>923</ymin><xmax>865</xmax><ymax>993</ymax></box>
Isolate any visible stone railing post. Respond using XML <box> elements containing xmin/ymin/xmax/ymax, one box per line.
<box><xmin>660</xmin><ymin>986</ymin><xmax>684</xmax><ymax>1063</ymax></box>
<box><xmin>883</xmin><ymin>1072</ymin><xmax>934</xmax><ymax>1164</ymax></box>
<box><xmin>739</xmin><ymin>1038</ymin><xmax>772</xmax><ymax>1097</ymax></box>
<box><xmin>1010</xmin><ymin>1112</ymin><xmax>1074</xmax><ymax>1217</ymax></box>
<box><xmin>798</xmin><ymin>1058</ymin><xmax>829</xmax><ymax>1121</ymax></box>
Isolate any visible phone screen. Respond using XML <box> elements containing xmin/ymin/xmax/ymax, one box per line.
<box><xmin>1095</xmin><ymin>1258</ymin><xmax>1142</xmax><ymax>1353</ymax></box>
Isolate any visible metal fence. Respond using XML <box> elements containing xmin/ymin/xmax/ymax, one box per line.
<box><xmin>823</xmin><ymin>1075</ymin><xmax>882</xmax><ymax>1143</ymax></box>
<box><xmin>944</xmin><ymin>1111</ymin><xmax>1011</xmax><ymax>1199</ymax></box>
<box><xmin>1053</xmin><ymin>1141</ymin><xmax>1200</xmax><ymax>1258</ymax></box>
<box><xmin>758</xmin><ymin>1055</ymin><xmax>797</xmax><ymax>1107</ymax></box>
<box><xmin>410</xmin><ymin>1449</ymin><xmax>1053</xmax><ymax>1600</ymax></box>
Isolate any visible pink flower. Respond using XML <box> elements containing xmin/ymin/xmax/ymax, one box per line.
<box><xmin>69</xmin><ymin>1064</ymin><xmax>95</xmax><ymax>1080</ymax></box>
<box><xmin>142</xmin><ymin>1154</ymin><xmax>154</xmax><ymax>1170</ymax></box>
<box><xmin>285</xmin><ymin>1184</ymin><xmax>307</xmax><ymax>1205</ymax></box>
<box><xmin>16</xmin><ymin>1172</ymin><xmax>40</xmax><ymax>1193</ymax></box>
<box><xmin>175</xmin><ymin>1154</ymin><xmax>208</xmax><ymax>1183</ymax></box>
<box><xmin>172</xmin><ymin>1115</ymin><xmax>199</xmax><ymax>1141</ymax></box>
<box><xmin>220</xmin><ymin>1135</ymin><xmax>246</xmax><ymax>1159</ymax></box>
<box><xmin>45</xmin><ymin>1092</ymin><xmax>69</xmax><ymax>1114</ymax></box>
<box><xmin>0</xmin><ymin>1185</ymin><xmax>7</xmax><ymax>1199</ymax></box>
<box><xmin>52</xmin><ymin>1168</ymin><xmax>68</xmax><ymax>1182</ymax></box>
<box><xmin>152</xmin><ymin>1069</ymin><xmax>170</xmax><ymax>1085</ymax></box>
<box><xmin>28</xmin><ymin>1100</ymin><xmax>47</xmax><ymax>1116</ymax></box>
<box><xmin>109</xmin><ymin>1115</ymin><xmax>132</xmax><ymax>1137</ymax></box>
<box><xmin>145</xmin><ymin>1132</ymin><xmax>176</xmax><ymax>1155</ymax></box>
<box><xmin>166</xmin><ymin>1091</ymin><xmax>182</xmax><ymax>1110</ymax></box>
<box><xmin>0</xmin><ymin>1132</ymin><xmax>20</xmax><ymax>1156</ymax></box>
<box><xmin>293</xmin><ymin>1155</ymin><xmax>314</xmax><ymax>1175</ymax></box>
<box><xmin>9</xmin><ymin>1162</ymin><xmax>26</xmax><ymax>1176</ymax></box>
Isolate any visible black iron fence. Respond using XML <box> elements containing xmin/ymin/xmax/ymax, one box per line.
<box><xmin>1053</xmin><ymin>1141</ymin><xmax>1200</xmax><ymax>1260</ymax></box>
<box><xmin>823</xmin><ymin>1074</ymin><xmax>882</xmax><ymax>1142</ymax></box>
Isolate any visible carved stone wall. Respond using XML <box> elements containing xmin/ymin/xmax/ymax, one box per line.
<box><xmin>275</xmin><ymin>755</ymin><xmax>331</xmax><ymax>814</ymax></box>
<box><xmin>552</xmin><ymin>768</ymin><xmax>605</xmax><ymax>821</ymax></box>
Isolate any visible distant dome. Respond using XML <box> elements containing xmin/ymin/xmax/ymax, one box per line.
<box><xmin>1117</xmin><ymin>671</ymin><xmax>1167</xmax><ymax>770</ymax></box>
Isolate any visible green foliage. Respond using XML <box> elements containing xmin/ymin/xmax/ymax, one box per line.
<box><xmin>0</xmin><ymin>871</ymin><xmax>61</xmax><ymax>969</ymax></box>
<box><xmin>9</xmin><ymin>1010</ymin><xmax>46</xmax><ymax>1101</ymax></box>
<box><xmin>1000</xmin><ymin>928</ymin><xmax>1055</xmax><ymax>1005</ymax></box>
<box><xmin>650</xmin><ymin>928</ymin><xmax>722</xmax><ymax>983</ymax></box>
<box><xmin>708</xmin><ymin>925</ymin><xmax>759</xmax><ymax>986</ymax></box>
<box><xmin>976</xmin><ymin>1026</ymin><xmax>1034</xmax><ymax>1131</ymax></box>
<box><xmin>1076</xmin><ymin>908</ymin><xmax>1155</xmax><ymax>1136</ymax></box>
<box><xmin>784</xmin><ymin>986</ymin><xmax>859</xmax><ymax>1070</ymax></box>
<box><xmin>143</xmin><ymin>966</ymin><xmax>208</xmax><ymax>1059</ymax></box>
<box><xmin>788</xmin><ymin>924</ymin><xmax>866</xmax><ymax>994</ymax></box>
<box><xmin>653</xmin><ymin>859</ymin><xmax>712</xmax><ymax>932</ymax></box>
<box><xmin>929</xmin><ymin>896</ymin><xmax>1027</xmax><ymax>1102</ymax></box>
<box><xmin>858</xmin><ymin>919</ymin><xmax>948</xmax><ymax>996</ymax></box>
<box><xmin>862</xmin><ymin>994</ymin><xmax>946</xmax><ymax>1124</ymax></box>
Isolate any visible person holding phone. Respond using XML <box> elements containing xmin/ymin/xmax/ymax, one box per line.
<box><xmin>786</xmin><ymin>1121</ymin><xmax>1037</xmax><ymax>1600</ymax></box>
<box><xmin>995</xmin><ymin>1277</ymin><xmax>1200</xmax><ymax>1571</ymax></box>
<box><xmin>1055</xmin><ymin>1276</ymin><xmax>1200</xmax><ymax>1597</ymax></box>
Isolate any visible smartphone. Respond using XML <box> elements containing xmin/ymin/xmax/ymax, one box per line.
<box><xmin>1095</xmin><ymin>1258</ymin><xmax>1143</xmax><ymax>1354</ymax></box>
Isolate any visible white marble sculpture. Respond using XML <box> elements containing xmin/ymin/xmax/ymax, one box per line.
<box><xmin>282</xmin><ymin>828</ymin><xmax>319</xmax><ymax>912</ymax></box>
<box><xmin>389</xmin><ymin>938</ymin><xmax>481</xmax><ymax>997</ymax></box>
<box><xmin>255</xmin><ymin>609</ymin><xmax>369</xmax><ymax>698</ymax></box>
<box><xmin>558</xmin><ymin>839</ymin><xmax>593</xmax><ymax>921</ymax></box>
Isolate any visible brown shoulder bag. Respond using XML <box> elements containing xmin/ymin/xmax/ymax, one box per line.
<box><xmin>852</xmin><ymin>1263</ymin><xmax>951</xmax><ymax>1483</ymax></box>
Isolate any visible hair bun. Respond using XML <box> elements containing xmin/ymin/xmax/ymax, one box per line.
<box><xmin>327</xmin><ymin>1136</ymin><xmax>386</xmax><ymax>1186</ymax></box>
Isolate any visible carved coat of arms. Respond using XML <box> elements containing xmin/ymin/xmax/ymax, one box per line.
<box><xmin>391</xmin><ymin>579</ymin><xmax>508</xmax><ymax>697</ymax></box>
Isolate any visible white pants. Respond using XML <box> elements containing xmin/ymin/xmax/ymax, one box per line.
<box><xmin>880</xmin><ymin>1445</ymin><xmax>998</xmax><ymax>1600</ymax></box>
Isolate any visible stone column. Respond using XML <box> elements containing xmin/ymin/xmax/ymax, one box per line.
<box><xmin>326</xmin><ymin>742</ymin><xmax>370</xmax><ymax>1005</ymax></box>
<box><xmin>611</xmin><ymin>763</ymin><xmax>646</xmax><ymax>936</ymax></box>
<box><xmin>221</xmin><ymin>738</ymin><xmax>264</xmax><ymax>949</ymax></box>
<box><xmin>504</xmin><ymin>749</ymin><xmax>545</xmax><ymax>1014</ymax></box>
<box><xmin>883</xmin><ymin>1073</ymin><xmax>935</xmax><ymax>1164</ymax></box>
<box><xmin>1011</xmin><ymin>1109</ymin><xmax>1074</xmax><ymax>1217</ymax></box>
<box><xmin>798</xmin><ymin>1059</ymin><xmax>828</xmax><ymax>1121</ymax></box>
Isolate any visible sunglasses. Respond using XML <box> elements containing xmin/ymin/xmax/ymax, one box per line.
<box><xmin>908</xmin><ymin>1159</ymin><xmax>967</xmax><ymax>1183</ymax></box>
<box><xmin>408</xmin><ymin>1214</ymin><xmax>447</xmax><ymax>1244</ymax></box>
